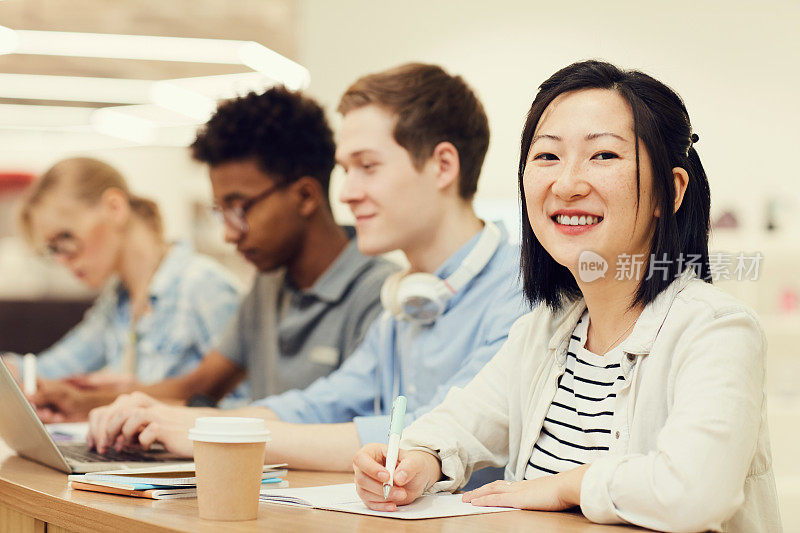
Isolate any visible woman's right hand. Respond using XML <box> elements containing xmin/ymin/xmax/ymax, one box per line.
<box><xmin>352</xmin><ymin>443</ymin><xmax>442</xmax><ymax>511</ymax></box>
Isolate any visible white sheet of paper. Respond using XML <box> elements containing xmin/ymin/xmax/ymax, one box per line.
<box><xmin>259</xmin><ymin>483</ymin><xmax>518</xmax><ymax>520</ymax></box>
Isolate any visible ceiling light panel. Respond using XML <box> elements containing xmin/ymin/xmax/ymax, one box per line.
<box><xmin>7</xmin><ymin>29</ymin><xmax>244</xmax><ymax>63</ymax></box>
<box><xmin>92</xmin><ymin>104</ymin><xmax>200</xmax><ymax>146</ymax></box>
<box><xmin>0</xmin><ymin>73</ymin><xmax>150</xmax><ymax>103</ymax></box>
<box><xmin>0</xmin><ymin>104</ymin><xmax>94</xmax><ymax>128</ymax></box>
<box><xmin>0</xmin><ymin>27</ymin><xmax>311</xmax><ymax>89</ymax></box>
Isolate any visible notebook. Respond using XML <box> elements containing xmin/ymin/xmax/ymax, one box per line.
<box><xmin>69</xmin><ymin>481</ymin><xmax>199</xmax><ymax>500</ymax></box>
<box><xmin>69</xmin><ymin>477</ymin><xmax>289</xmax><ymax>500</ymax></box>
<box><xmin>79</xmin><ymin>463</ymin><xmax>288</xmax><ymax>486</ymax></box>
<box><xmin>259</xmin><ymin>483</ymin><xmax>519</xmax><ymax>520</ymax></box>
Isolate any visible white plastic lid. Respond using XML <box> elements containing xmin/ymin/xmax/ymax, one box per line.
<box><xmin>188</xmin><ymin>417</ymin><xmax>271</xmax><ymax>443</ymax></box>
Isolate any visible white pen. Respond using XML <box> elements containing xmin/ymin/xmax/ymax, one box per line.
<box><xmin>383</xmin><ymin>395</ymin><xmax>407</xmax><ymax>500</ymax></box>
<box><xmin>23</xmin><ymin>353</ymin><xmax>37</xmax><ymax>395</ymax></box>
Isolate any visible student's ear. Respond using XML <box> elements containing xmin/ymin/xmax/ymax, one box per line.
<box><xmin>671</xmin><ymin>167</ymin><xmax>690</xmax><ymax>213</ymax></box>
<box><xmin>294</xmin><ymin>177</ymin><xmax>324</xmax><ymax>218</ymax></box>
<box><xmin>654</xmin><ymin>167</ymin><xmax>690</xmax><ymax>217</ymax></box>
<box><xmin>431</xmin><ymin>141</ymin><xmax>461</xmax><ymax>193</ymax></box>
<box><xmin>99</xmin><ymin>187</ymin><xmax>130</xmax><ymax>226</ymax></box>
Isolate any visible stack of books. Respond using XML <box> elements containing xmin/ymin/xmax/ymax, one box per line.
<box><xmin>68</xmin><ymin>463</ymin><xmax>288</xmax><ymax>500</ymax></box>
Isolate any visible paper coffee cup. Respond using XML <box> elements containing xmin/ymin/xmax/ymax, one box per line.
<box><xmin>189</xmin><ymin>417</ymin><xmax>270</xmax><ymax>521</ymax></box>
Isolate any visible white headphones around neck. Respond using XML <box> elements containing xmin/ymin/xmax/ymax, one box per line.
<box><xmin>380</xmin><ymin>221</ymin><xmax>502</xmax><ymax>325</ymax></box>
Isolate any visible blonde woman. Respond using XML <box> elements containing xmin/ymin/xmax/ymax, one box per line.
<box><xmin>4</xmin><ymin>157</ymin><xmax>241</xmax><ymax>419</ymax></box>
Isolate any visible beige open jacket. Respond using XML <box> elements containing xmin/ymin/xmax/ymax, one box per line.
<box><xmin>401</xmin><ymin>270</ymin><xmax>782</xmax><ymax>532</ymax></box>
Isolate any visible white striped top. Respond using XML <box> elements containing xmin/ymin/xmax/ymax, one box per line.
<box><xmin>525</xmin><ymin>310</ymin><xmax>624</xmax><ymax>479</ymax></box>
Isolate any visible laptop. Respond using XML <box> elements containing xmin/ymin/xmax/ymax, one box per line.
<box><xmin>0</xmin><ymin>357</ymin><xmax>187</xmax><ymax>473</ymax></box>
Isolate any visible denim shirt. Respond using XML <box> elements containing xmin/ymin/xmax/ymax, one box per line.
<box><xmin>402</xmin><ymin>269</ymin><xmax>782</xmax><ymax>533</ymax></box>
<box><xmin>256</xmin><ymin>222</ymin><xmax>529</xmax><ymax>445</ymax></box>
<box><xmin>30</xmin><ymin>241</ymin><xmax>242</xmax><ymax>385</ymax></box>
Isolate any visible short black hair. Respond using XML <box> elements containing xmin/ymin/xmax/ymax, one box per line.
<box><xmin>519</xmin><ymin>60</ymin><xmax>711</xmax><ymax>311</ymax></box>
<box><xmin>191</xmin><ymin>86</ymin><xmax>336</xmax><ymax>199</ymax></box>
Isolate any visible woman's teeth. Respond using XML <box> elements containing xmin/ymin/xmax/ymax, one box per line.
<box><xmin>555</xmin><ymin>214</ymin><xmax>602</xmax><ymax>226</ymax></box>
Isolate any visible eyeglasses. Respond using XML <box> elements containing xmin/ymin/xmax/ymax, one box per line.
<box><xmin>44</xmin><ymin>232</ymin><xmax>82</xmax><ymax>260</ymax></box>
<box><xmin>212</xmin><ymin>183</ymin><xmax>284</xmax><ymax>235</ymax></box>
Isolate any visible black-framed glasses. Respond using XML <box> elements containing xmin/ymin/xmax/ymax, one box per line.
<box><xmin>44</xmin><ymin>232</ymin><xmax>82</xmax><ymax>260</ymax></box>
<box><xmin>212</xmin><ymin>183</ymin><xmax>285</xmax><ymax>235</ymax></box>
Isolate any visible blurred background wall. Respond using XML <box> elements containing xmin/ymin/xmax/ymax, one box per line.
<box><xmin>0</xmin><ymin>0</ymin><xmax>798</xmax><ymax>525</ymax></box>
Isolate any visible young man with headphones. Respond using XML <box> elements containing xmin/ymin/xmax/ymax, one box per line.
<box><xmin>85</xmin><ymin>64</ymin><xmax>528</xmax><ymax>476</ymax></box>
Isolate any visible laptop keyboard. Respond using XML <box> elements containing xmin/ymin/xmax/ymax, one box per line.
<box><xmin>59</xmin><ymin>443</ymin><xmax>175</xmax><ymax>463</ymax></box>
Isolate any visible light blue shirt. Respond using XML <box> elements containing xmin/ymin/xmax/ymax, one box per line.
<box><xmin>256</xmin><ymin>222</ymin><xmax>529</xmax><ymax>444</ymax></box>
<box><xmin>30</xmin><ymin>241</ymin><xmax>242</xmax><ymax>385</ymax></box>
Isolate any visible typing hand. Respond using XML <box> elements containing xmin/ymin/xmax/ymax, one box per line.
<box><xmin>87</xmin><ymin>391</ymin><xmax>197</xmax><ymax>458</ymax></box>
<box><xmin>353</xmin><ymin>443</ymin><xmax>441</xmax><ymax>512</ymax></box>
<box><xmin>460</xmin><ymin>464</ymin><xmax>588</xmax><ymax>510</ymax></box>
<box><xmin>27</xmin><ymin>378</ymin><xmax>92</xmax><ymax>423</ymax></box>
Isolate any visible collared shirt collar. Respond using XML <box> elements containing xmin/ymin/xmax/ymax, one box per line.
<box><xmin>435</xmin><ymin>222</ymin><xmax>502</xmax><ymax>280</ymax></box>
<box><xmin>115</xmin><ymin>241</ymin><xmax>192</xmax><ymax>304</ymax></box>
<box><xmin>298</xmin><ymin>237</ymin><xmax>374</xmax><ymax>304</ymax></box>
<box><xmin>294</xmin><ymin>222</ymin><xmax>508</xmax><ymax>305</ymax></box>
<box><xmin>433</xmin><ymin>221</ymin><xmax>509</xmax><ymax>314</ymax></box>
<box><xmin>547</xmin><ymin>299</ymin><xmax>586</xmax><ymax>359</ymax></box>
<box><xmin>548</xmin><ymin>268</ymin><xmax>699</xmax><ymax>361</ymax></box>
<box><xmin>620</xmin><ymin>268</ymin><xmax>697</xmax><ymax>355</ymax></box>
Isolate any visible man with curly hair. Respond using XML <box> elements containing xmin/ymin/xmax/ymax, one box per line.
<box><xmin>33</xmin><ymin>87</ymin><xmax>396</xmax><ymax>418</ymax></box>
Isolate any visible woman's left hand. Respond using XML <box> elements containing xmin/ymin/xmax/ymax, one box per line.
<box><xmin>461</xmin><ymin>464</ymin><xmax>589</xmax><ymax>511</ymax></box>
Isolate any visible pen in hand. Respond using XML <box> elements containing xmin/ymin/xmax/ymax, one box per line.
<box><xmin>383</xmin><ymin>395</ymin><xmax>407</xmax><ymax>500</ymax></box>
<box><xmin>23</xmin><ymin>353</ymin><xmax>37</xmax><ymax>396</ymax></box>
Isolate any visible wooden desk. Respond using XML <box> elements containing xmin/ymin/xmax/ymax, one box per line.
<box><xmin>0</xmin><ymin>443</ymin><xmax>648</xmax><ymax>532</ymax></box>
